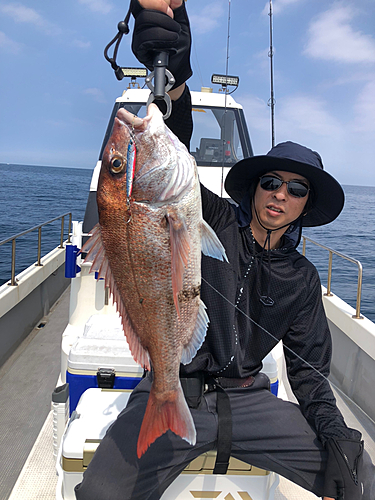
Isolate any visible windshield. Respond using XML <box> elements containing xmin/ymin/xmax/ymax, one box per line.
<box><xmin>116</xmin><ymin>103</ymin><xmax>245</xmax><ymax>167</ymax></box>
<box><xmin>190</xmin><ymin>106</ymin><xmax>244</xmax><ymax>166</ymax></box>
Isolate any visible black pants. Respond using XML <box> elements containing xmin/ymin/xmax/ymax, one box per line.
<box><xmin>75</xmin><ymin>375</ymin><xmax>372</xmax><ymax>500</ymax></box>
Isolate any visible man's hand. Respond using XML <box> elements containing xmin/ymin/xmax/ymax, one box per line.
<box><xmin>138</xmin><ymin>0</ymin><xmax>183</xmax><ymax>18</ymax></box>
<box><xmin>131</xmin><ymin>0</ymin><xmax>192</xmax><ymax>90</ymax></box>
<box><xmin>323</xmin><ymin>497</ymin><xmax>335</xmax><ymax>500</ymax></box>
<box><xmin>323</xmin><ymin>436</ymin><xmax>364</xmax><ymax>500</ymax></box>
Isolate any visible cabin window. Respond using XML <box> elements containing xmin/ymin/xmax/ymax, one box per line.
<box><xmin>190</xmin><ymin>107</ymin><xmax>244</xmax><ymax>167</ymax></box>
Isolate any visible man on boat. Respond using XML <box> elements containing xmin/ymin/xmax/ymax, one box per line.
<box><xmin>75</xmin><ymin>1</ymin><xmax>374</xmax><ymax>499</ymax></box>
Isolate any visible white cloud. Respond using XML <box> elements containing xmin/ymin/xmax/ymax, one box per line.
<box><xmin>0</xmin><ymin>30</ymin><xmax>22</xmax><ymax>53</ymax></box>
<box><xmin>240</xmin><ymin>94</ymin><xmax>270</xmax><ymax>133</ymax></box>
<box><xmin>277</xmin><ymin>95</ymin><xmax>342</xmax><ymax>138</ymax></box>
<box><xmin>352</xmin><ymin>78</ymin><xmax>375</xmax><ymax>133</ymax></box>
<box><xmin>234</xmin><ymin>93</ymin><xmax>344</xmax><ymax>163</ymax></box>
<box><xmin>262</xmin><ymin>0</ymin><xmax>303</xmax><ymax>16</ymax></box>
<box><xmin>0</xmin><ymin>3</ymin><xmax>61</xmax><ymax>35</ymax></box>
<box><xmin>237</xmin><ymin>93</ymin><xmax>273</xmax><ymax>155</ymax></box>
<box><xmin>304</xmin><ymin>4</ymin><xmax>375</xmax><ymax>64</ymax></box>
<box><xmin>84</xmin><ymin>88</ymin><xmax>107</xmax><ymax>104</ymax></box>
<box><xmin>0</xmin><ymin>3</ymin><xmax>43</xmax><ymax>24</ymax></box>
<box><xmin>190</xmin><ymin>2</ymin><xmax>225</xmax><ymax>35</ymax></box>
<box><xmin>72</xmin><ymin>39</ymin><xmax>91</xmax><ymax>49</ymax></box>
<box><xmin>78</xmin><ymin>0</ymin><xmax>113</xmax><ymax>15</ymax></box>
<box><xmin>323</xmin><ymin>71</ymin><xmax>374</xmax><ymax>89</ymax></box>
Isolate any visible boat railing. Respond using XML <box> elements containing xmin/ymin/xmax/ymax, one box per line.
<box><xmin>301</xmin><ymin>236</ymin><xmax>363</xmax><ymax>319</ymax></box>
<box><xmin>0</xmin><ymin>212</ymin><xmax>72</xmax><ymax>287</ymax></box>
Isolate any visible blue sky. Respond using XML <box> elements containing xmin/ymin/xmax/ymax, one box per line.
<box><xmin>0</xmin><ymin>0</ymin><xmax>374</xmax><ymax>186</ymax></box>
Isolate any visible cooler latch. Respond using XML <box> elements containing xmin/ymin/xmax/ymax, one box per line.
<box><xmin>97</xmin><ymin>368</ymin><xmax>115</xmax><ymax>389</ymax></box>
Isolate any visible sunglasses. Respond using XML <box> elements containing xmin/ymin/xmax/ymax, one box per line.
<box><xmin>259</xmin><ymin>175</ymin><xmax>310</xmax><ymax>198</ymax></box>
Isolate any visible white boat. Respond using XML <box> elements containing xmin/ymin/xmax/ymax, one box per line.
<box><xmin>1</xmin><ymin>81</ymin><xmax>374</xmax><ymax>500</ymax></box>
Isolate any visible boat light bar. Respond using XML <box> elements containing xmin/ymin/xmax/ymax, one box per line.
<box><xmin>120</xmin><ymin>67</ymin><xmax>148</xmax><ymax>78</ymax></box>
<box><xmin>211</xmin><ymin>74</ymin><xmax>239</xmax><ymax>87</ymax></box>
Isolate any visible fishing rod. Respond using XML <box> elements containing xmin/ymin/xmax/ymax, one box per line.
<box><xmin>268</xmin><ymin>0</ymin><xmax>276</xmax><ymax>148</ymax></box>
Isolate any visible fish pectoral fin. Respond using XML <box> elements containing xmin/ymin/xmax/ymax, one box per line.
<box><xmin>200</xmin><ymin>220</ymin><xmax>229</xmax><ymax>263</ymax></box>
<box><xmin>137</xmin><ymin>382</ymin><xmax>196</xmax><ymax>458</ymax></box>
<box><xmin>167</xmin><ymin>213</ymin><xmax>191</xmax><ymax>317</ymax></box>
<box><xmin>81</xmin><ymin>224</ymin><xmax>151</xmax><ymax>371</ymax></box>
<box><xmin>181</xmin><ymin>299</ymin><xmax>209</xmax><ymax>365</ymax></box>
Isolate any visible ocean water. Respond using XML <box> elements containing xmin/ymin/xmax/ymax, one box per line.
<box><xmin>301</xmin><ymin>184</ymin><xmax>375</xmax><ymax>323</ymax></box>
<box><xmin>0</xmin><ymin>163</ymin><xmax>91</xmax><ymax>285</ymax></box>
<box><xmin>0</xmin><ymin>163</ymin><xmax>374</xmax><ymax>322</ymax></box>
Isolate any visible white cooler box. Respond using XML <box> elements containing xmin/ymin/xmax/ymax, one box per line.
<box><xmin>66</xmin><ymin>315</ymin><xmax>144</xmax><ymax>413</ymax></box>
<box><xmin>58</xmin><ymin>388</ymin><xmax>279</xmax><ymax>500</ymax></box>
<box><xmin>58</xmin><ymin>388</ymin><xmax>131</xmax><ymax>500</ymax></box>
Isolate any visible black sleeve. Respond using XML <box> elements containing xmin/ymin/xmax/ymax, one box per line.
<box><xmin>164</xmin><ymin>84</ymin><xmax>193</xmax><ymax>150</ymax></box>
<box><xmin>200</xmin><ymin>183</ymin><xmax>237</xmax><ymax>231</ymax></box>
<box><xmin>283</xmin><ymin>268</ymin><xmax>358</xmax><ymax>444</ymax></box>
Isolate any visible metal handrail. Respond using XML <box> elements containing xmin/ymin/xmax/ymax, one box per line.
<box><xmin>301</xmin><ymin>236</ymin><xmax>363</xmax><ymax>319</ymax></box>
<box><xmin>0</xmin><ymin>212</ymin><xmax>72</xmax><ymax>287</ymax></box>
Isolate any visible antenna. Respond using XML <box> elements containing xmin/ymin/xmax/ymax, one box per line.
<box><xmin>220</xmin><ymin>0</ymin><xmax>231</xmax><ymax>198</ymax></box>
<box><xmin>268</xmin><ymin>0</ymin><xmax>276</xmax><ymax>148</ymax></box>
<box><xmin>225</xmin><ymin>0</ymin><xmax>231</xmax><ymax>84</ymax></box>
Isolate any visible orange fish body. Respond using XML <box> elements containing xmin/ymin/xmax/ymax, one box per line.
<box><xmin>83</xmin><ymin>104</ymin><xmax>227</xmax><ymax>457</ymax></box>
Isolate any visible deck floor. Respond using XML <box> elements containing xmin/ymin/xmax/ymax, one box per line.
<box><xmin>0</xmin><ymin>288</ymin><xmax>69</xmax><ymax>500</ymax></box>
<box><xmin>1</xmin><ymin>287</ymin><xmax>374</xmax><ymax>500</ymax></box>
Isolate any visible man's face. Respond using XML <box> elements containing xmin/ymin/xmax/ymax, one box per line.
<box><xmin>252</xmin><ymin>170</ymin><xmax>309</xmax><ymax>231</ymax></box>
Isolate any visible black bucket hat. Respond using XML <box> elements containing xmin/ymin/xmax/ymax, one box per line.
<box><xmin>225</xmin><ymin>141</ymin><xmax>345</xmax><ymax>227</ymax></box>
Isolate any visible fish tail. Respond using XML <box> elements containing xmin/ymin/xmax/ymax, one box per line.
<box><xmin>137</xmin><ymin>383</ymin><xmax>196</xmax><ymax>458</ymax></box>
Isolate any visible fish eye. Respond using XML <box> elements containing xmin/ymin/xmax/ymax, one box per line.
<box><xmin>110</xmin><ymin>155</ymin><xmax>125</xmax><ymax>174</ymax></box>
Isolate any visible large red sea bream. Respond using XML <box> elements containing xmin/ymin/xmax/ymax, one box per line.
<box><xmin>82</xmin><ymin>103</ymin><xmax>227</xmax><ymax>457</ymax></box>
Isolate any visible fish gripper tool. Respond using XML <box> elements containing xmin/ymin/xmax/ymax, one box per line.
<box><xmin>145</xmin><ymin>52</ymin><xmax>175</xmax><ymax>120</ymax></box>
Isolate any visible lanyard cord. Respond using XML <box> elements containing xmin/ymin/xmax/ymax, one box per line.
<box><xmin>252</xmin><ymin>204</ymin><xmax>303</xmax><ymax>306</ymax></box>
<box><xmin>104</xmin><ymin>4</ymin><xmax>132</xmax><ymax>80</ymax></box>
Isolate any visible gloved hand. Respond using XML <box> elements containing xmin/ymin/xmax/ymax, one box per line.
<box><xmin>131</xmin><ymin>0</ymin><xmax>192</xmax><ymax>88</ymax></box>
<box><xmin>323</xmin><ymin>437</ymin><xmax>364</xmax><ymax>499</ymax></box>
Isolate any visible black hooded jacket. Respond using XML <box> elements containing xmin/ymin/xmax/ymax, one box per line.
<box><xmin>168</xmin><ymin>86</ymin><xmax>357</xmax><ymax>445</ymax></box>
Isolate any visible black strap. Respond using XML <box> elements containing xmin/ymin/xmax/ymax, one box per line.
<box><xmin>213</xmin><ymin>385</ymin><xmax>232</xmax><ymax>474</ymax></box>
<box><xmin>180</xmin><ymin>372</ymin><xmax>204</xmax><ymax>409</ymax></box>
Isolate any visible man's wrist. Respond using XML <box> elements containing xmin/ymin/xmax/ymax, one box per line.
<box><xmin>168</xmin><ymin>83</ymin><xmax>185</xmax><ymax>101</ymax></box>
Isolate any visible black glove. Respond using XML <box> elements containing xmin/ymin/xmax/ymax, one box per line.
<box><xmin>131</xmin><ymin>0</ymin><xmax>192</xmax><ymax>88</ymax></box>
<box><xmin>323</xmin><ymin>437</ymin><xmax>364</xmax><ymax>499</ymax></box>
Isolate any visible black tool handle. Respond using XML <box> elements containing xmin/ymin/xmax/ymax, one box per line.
<box><xmin>153</xmin><ymin>52</ymin><xmax>169</xmax><ymax>99</ymax></box>
<box><xmin>145</xmin><ymin>51</ymin><xmax>175</xmax><ymax>119</ymax></box>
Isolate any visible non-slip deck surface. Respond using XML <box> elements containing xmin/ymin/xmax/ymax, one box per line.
<box><xmin>0</xmin><ymin>288</ymin><xmax>69</xmax><ymax>500</ymax></box>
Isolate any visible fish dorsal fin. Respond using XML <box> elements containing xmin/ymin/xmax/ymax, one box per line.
<box><xmin>81</xmin><ymin>224</ymin><xmax>150</xmax><ymax>371</ymax></box>
<box><xmin>200</xmin><ymin>220</ymin><xmax>228</xmax><ymax>263</ymax></box>
<box><xmin>167</xmin><ymin>213</ymin><xmax>191</xmax><ymax>317</ymax></box>
<box><xmin>181</xmin><ymin>299</ymin><xmax>209</xmax><ymax>365</ymax></box>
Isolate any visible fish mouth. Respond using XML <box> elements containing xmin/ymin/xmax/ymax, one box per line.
<box><xmin>116</xmin><ymin>108</ymin><xmax>150</xmax><ymax>131</ymax></box>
